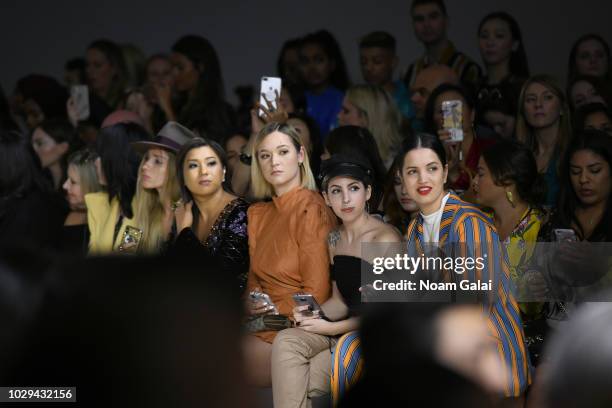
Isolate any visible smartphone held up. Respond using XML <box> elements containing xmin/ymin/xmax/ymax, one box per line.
<box><xmin>259</xmin><ymin>76</ymin><xmax>282</xmax><ymax>118</ymax></box>
<box><xmin>442</xmin><ymin>99</ymin><xmax>463</xmax><ymax>143</ymax></box>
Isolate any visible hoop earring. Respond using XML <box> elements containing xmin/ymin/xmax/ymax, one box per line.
<box><xmin>365</xmin><ymin>201</ymin><xmax>371</xmax><ymax>214</ymax></box>
<box><xmin>506</xmin><ymin>191</ymin><xmax>515</xmax><ymax>207</ymax></box>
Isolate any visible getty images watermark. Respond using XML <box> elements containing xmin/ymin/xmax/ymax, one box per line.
<box><xmin>360</xmin><ymin>242</ymin><xmax>612</xmax><ymax>303</ymax></box>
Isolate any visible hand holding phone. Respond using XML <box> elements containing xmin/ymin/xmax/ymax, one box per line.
<box><xmin>292</xmin><ymin>293</ymin><xmax>323</xmax><ymax>319</ymax></box>
<box><xmin>249</xmin><ymin>290</ymin><xmax>278</xmax><ymax>315</ymax></box>
<box><xmin>259</xmin><ymin>76</ymin><xmax>282</xmax><ymax>118</ymax></box>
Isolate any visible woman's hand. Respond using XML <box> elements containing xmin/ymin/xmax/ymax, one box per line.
<box><xmin>247</xmin><ymin>289</ymin><xmax>276</xmax><ymax>316</ymax></box>
<box><xmin>298</xmin><ymin>315</ymin><xmax>337</xmax><ymax>336</ymax></box>
<box><xmin>250</xmin><ymin>90</ymin><xmax>288</xmax><ymax>135</ymax></box>
<box><xmin>293</xmin><ymin>305</ymin><xmax>337</xmax><ymax>335</ymax></box>
<box><xmin>247</xmin><ymin>299</ymin><xmax>275</xmax><ymax>316</ymax></box>
<box><xmin>174</xmin><ymin>200</ymin><xmax>193</xmax><ymax>232</ymax></box>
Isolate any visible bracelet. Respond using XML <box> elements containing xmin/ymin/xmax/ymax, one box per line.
<box><xmin>239</xmin><ymin>152</ymin><xmax>252</xmax><ymax>166</ymax></box>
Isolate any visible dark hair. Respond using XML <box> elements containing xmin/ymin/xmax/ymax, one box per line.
<box><xmin>478</xmin><ymin>12</ymin><xmax>530</xmax><ymax>79</ymax></box>
<box><xmin>557</xmin><ymin>129</ymin><xmax>612</xmax><ymax>241</ymax></box>
<box><xmin>300</xmin><ymin>30</ymin><xmax>351</xmax><ymax>91</ymax></box>
<box><xmin>359</xmin><ymin>31</ymin><xmax>397</xmax><ymax>53</ymax></box>
<box><xmin>568</xmin><ymin>34</ymin><xmax>611</xmax><ymax>81</ymax></box>
<box><xmin>288</xmin><ymin>112</ymin><xmax>322</xmax><ymax>175</ymax></box>
<box><xmin>87</xmin><ymin>39</ymin><xmax>128</xmax><ymax>107</ymax></box>
<box><xmin>573</xmin><ymin>102</ymin><xmax>612</xmax><ymax>134</ymax></box>
<box><xmin>481</xmin><ymin>140</ymin><xmax>546</xmax><ymax>208</ymax></box>
<box><xmin>410</xmin><ymin>0</ymin><xmax>447</xmax><ymax>16</ymax></box>
<box><xmin>0</xmin><ymin>85</ymin><xmax>17</xmax><ymax>132</ymax></box>
<box><xmin>0</xmin><ymin>130</ymin><xmax>48</xmax><ymax>198</ymax></box>
<box><xmin>383</xmin><ymin>156</ymin><xmax>413</xmax><ymax>231</ymax></box>
<box><xmin>95</xmin><ymin>123</ymin><xmax>149</xmax><ymax>218</ymax></box>
<box><xmin>171</xmin><ymin>35</ymin><xmax>234</xmax><ymax>138</ymax></box>
<box><xmin>39</xmin><ymin>118</ymin><xmax>77</xmax><ymax>146</ymax></box>
<box><xmin>284</xmin><ymin>83</ymin><xmax>308</xmax><ymax>114</ymax></box>
<box><xmin>38</xmin><ymin>118</ymin><xmax>82</xmax><ymax>185</ymax></box>
<box><xmin>64</xmin><ymin>58</ymin><xmax>86</xmax><ymax>84</ymax></box>
<box><xmin>476</xmin><ymin>80</ymin><xmax>520</xmax><ymax>118</ymax></box>
<box><xmin>325</xmin><ymin>126</ymin><xmax>386</xmax><ymax>209</ymax></box>
<box><xmin>21</xmin><ymin>76</ymin><xmax>68</xmax><ymax>122</ymax></box>
<box><xmin>567</xmin><ymin>75</ymin><xmax>612</xmax><ymax>110</ymax></box>
<box><xmin>276</xmin><ymin>38</ymin><xmax>302</xmax><ymax>84</ymax></box>
<box><xmin>172</xmin><ymin>35</ymin><xmax>225</xmax><ymax>101</ymax></box>
<box><xmin>424</xmin><ymin>83</ymin><xmax>475</xmax><ymax>133</ymax></box>
<box><xmin>400</xmin><ymin>132</ymin><xmax>447</xmax><ymax>169</ymax></box>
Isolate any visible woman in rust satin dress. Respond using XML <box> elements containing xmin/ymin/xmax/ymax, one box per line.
<box><xmin>243</xmin><ymin>122</ymin><xmax>336</xmax><ymax>387</ymax></box>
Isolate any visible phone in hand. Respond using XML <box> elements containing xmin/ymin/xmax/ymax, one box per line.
<box><xmin>442</xmin><ymin>99</ymin><xmax>463</xmax><ymax>142</ymax></box>
<box><xmin>292</xmin><ymin>293</ymin><xmax>322</xmax><ymax>316</ymax></box>
<box><xmin>70</xmin><ymin>85</ymin><xmax>90</xmax><ymax>121</ymax></box>
<box><xmin>118</xmin><ymin>225</ymin><xmax>143</xmax><ymax>252</ymax></box>
<box><xmin>553</xmin><ymin>228</ymin><xmax>577</xmax><ymax>242</ymax></box>
<box><xmin>250</xmin><ymin>291</ymin><xmax>278</xmax><ymax>314</ymax></box>
<box><xmin>259</xmin><ymin>76</ymin><xmax>282</xmax><ymax>118</ymax></box>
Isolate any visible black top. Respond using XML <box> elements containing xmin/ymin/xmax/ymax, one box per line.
<box><xmin>172</xmin><ymin>198</ymin><xmax>249</xmax><ymax>293</ymax></box>
<box><xmin>331</xmin><ymin>255</ymin><xmax>373</xmax><ymax>316</ymax></box>
<box><xmin>60</xmin><ymin>224</ymin><xmax>90</xmax><ymax>255</ymax></box>
<box><xmin>0</xmin><ymin>190</ymin><xmax>68</xmax><ymax>250</ymax></box>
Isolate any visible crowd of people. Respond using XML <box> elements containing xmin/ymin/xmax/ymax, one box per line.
<box><xmin>1</xmin><ymin>0</ymin><xmax>612</xmax><ymax>407</ymax></box>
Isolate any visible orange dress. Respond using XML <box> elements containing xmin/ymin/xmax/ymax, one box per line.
<box><xmin>247</xmin><ymin>187</ymin><xmax>337</xmax><ymax>343</ymax></box>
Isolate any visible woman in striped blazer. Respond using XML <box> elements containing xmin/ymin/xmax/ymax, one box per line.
<box><xmin>332</xmin><ymin>133</ymin><xmax>531</xmax><ymax>404</ymax></box>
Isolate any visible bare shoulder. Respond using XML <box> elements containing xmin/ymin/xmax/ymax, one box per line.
<box><xmin>371</xmin><ymin>219</ymin><xmax>402</xmax><ymax>243</ymax></box>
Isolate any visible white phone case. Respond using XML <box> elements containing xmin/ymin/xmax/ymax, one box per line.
<box><xmin>259</xmin><ymin>76</ymin><xmax>282</xmax><ymax>117</ymax></box>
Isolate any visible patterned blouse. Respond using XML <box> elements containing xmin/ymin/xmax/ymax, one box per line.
<box><xmin>173</xmin><ymin>198</ymin><xmax>249</xmax><ymax>293</ymax></box>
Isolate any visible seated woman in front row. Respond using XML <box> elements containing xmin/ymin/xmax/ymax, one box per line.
<box><xmin>172</xmin><ymin>137</ymin><xmax>250</xmax><ymax>292</ymax></box>
<box><xmin>242</xmin><ymin>122</ymin><xmax>337</xmax><ymax>388</ymax></box>
<box><xmin>271</xmin><ymin>154</ymin><xmax>400</xmax><ymax>408</ymax></box>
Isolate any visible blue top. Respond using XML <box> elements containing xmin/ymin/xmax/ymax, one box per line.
<box><xmin>392</xmin><ymin>80</ymin><xmax>415</xmax><ymax>120</ymax></box>
<box><xmin>305</xmin><ymin>86</ymin><xmax>344</xmax><ymax>139</ymax></box>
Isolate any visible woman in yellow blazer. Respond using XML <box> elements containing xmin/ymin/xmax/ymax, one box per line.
<box><xmin>86</xmin><ymin>121</ymin><xmax>149</xmax><ymax>253</ymax></box>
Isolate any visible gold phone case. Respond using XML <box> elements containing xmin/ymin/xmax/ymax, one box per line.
<box><xmin>118</xmin><ymin>226</ymin><xmax>143</xmax><ymax>252</ymax></box>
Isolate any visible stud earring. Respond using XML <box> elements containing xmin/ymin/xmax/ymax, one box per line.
<box><xmin>506</xmin><ymin>191</ymin><xmax>515</xmax><ymax>207</ymax></box>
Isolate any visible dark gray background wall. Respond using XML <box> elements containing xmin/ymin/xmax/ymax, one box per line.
<box><xmin>2</xmin><ymin>0</ymin><xmax>610</xmax><ymax>103</ymax></box>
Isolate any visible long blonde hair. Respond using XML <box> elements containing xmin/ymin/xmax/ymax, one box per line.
<box><xmin>515</xmin><ymin>75</ymin><xmax>572</xmax><ymax>161</ymax></box>
<box><xmin>250</xmin><ymin>122</ymin><xmax>317</xmax><ymax>200</ymax></box>
<box><xmin>345</xmin><ymin>85</ymin><xmax>403</xmax><ymax>164</ymax></box>
<box><xmin>133</xmin><ymin>150</ymin><xmax>181</xmax><ymax>253</ymax></box>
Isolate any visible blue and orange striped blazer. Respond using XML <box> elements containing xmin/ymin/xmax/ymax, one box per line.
<box><xmin>406</xmin><ymin>192</ymin><xmax>532</xmax><ymax>397</ymax></box>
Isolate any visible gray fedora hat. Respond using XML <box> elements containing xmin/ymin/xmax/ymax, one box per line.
<box><xmin>132</xmin><ymin>121</ymin><xmax>196</xmax><ymax>153</ymax></box>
